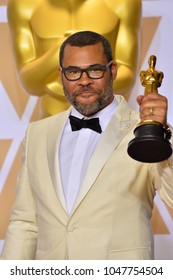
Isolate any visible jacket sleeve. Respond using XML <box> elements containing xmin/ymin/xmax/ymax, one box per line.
<box><xmin>0</xmin><ymin>129</ymin><xmax>37</xmax><ymax>260</ymax></box>
<box><xmin>150</xmin><ymin>125</ymin><xmax>173</xmax><ymax>209</ymax></box>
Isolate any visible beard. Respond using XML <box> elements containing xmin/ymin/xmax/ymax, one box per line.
<box><xmin>62</xmin><ymin>80</ymin><xmax>114</xmax><ymax>116</ymax></box>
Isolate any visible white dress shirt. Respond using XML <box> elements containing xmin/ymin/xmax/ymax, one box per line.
<box><xmin>59</xmin><ymin>97</ymin><xmax>117</xmax><ymax>213</ymax></box>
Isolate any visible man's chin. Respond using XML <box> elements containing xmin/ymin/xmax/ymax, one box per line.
<box><xmin>72</xmin><ymin>100</ymin><xmax>101</xmax><ymax>116</ymax></box>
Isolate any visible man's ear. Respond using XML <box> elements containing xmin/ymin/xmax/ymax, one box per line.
<box><xmin>58</xmin><ymin>68</ymin><xmax>63</xmax><ymax>81</ymax></box>
<box><xmin>111</xmin><ymin>62</ymin><xmax>118</xmax><ymax>80</ymax></box>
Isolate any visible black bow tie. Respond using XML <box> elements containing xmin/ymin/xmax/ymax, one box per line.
<box><xmin>69</xmin><ymin>115</ymin><xmax>102</xmax><ymax>134</ymax></box>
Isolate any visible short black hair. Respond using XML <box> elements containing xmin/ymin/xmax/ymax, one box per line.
<box><xmin>59</xmin><ymin>30</ymin><xmax>113</xmax><ymax>67</ymax></box>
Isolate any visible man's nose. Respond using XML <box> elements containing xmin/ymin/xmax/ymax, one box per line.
<box><xmin>78</xmin><ymin>71</ymin><xmax>93</xmax><ymax>85</ymax></box>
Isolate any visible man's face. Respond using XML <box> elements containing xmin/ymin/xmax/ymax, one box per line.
<box><xmin>59</xmin><ymin>42</ymin><xmax>117</xmax><ymax>116</ymax></box>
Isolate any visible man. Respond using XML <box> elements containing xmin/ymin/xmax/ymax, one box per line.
<box><xmin>7</xmin><ymin>0</ymin><xmax>141</xmax><ymax>117</ymax></box>
<box><xmin>1</xmin><ymin>31</ymin><xmax>173</xmax><ymax>260</ymax></box>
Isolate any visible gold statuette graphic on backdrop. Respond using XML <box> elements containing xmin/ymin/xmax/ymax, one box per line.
<box><xmin>127</xmin><ymin>55</ymin><xmax>172</xmax><ymax>162</ymax></box>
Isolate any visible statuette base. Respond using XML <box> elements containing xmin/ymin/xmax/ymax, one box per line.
<box><xmin>128</xmin><ymin>122</ymin><xmax>172</xmax><ymax>162</ymax></box>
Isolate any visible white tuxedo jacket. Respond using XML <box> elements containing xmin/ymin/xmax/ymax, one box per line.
<box><xmin>1</xmin><ymin>95</ymin><xmax>173</xmax><ymax>260</ymax></box>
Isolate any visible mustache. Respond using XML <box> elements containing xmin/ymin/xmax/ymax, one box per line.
<box><xmin>73</xmin><ymin>86</ymin><xmax>102</xmax><ymax>96</ymax></box>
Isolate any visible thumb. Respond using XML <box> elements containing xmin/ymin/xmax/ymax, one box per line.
<box><xmin>136</xmin><ymin>95</ymin><xmax>144</xmax><ymax>105</ymax></box>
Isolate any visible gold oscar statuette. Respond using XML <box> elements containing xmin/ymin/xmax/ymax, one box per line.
<box><xmin>127</xmin><ymin>55</ymin><xmax>172</xmax><ymax>162</ymax></box>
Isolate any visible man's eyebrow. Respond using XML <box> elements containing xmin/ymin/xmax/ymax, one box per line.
<box><xmin>88</xmin><ymin>63</ymin><xmax>104</xmax><ymax>67</ymax></box>
<box><xmin>64</xmin><ymin>63</ymin><xmax>104</xmax><ymax>68</ymax></box>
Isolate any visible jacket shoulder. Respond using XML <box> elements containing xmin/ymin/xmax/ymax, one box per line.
<box><xmin>27</xmin><ymin>110</ymin><xmax>70</xmax><ymax>137</ymax></box>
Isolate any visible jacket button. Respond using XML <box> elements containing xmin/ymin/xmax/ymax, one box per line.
<box><xmin>67</xmin><ymin>226</ymin><xmax>75</xmax><ymax>232</ymax></box>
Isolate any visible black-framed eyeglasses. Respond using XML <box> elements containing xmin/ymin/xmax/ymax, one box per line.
<box><xmin>60</xmin><ymin>60</ymin><xmax>113</xmax><ymax>81</ymax></box>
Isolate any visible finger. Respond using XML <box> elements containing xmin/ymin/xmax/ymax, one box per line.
<box><xmin>140</xmin><ymin>105</ymin><xmax>167</xmax><ymax>125</ymax></box>
<box><xmin>140</xmin><ymin>95</ymin><xmax>167</xmax><ymax>112</ymax></box>
<box><xmin>141</xmin><ymin>106</ymin><xmax>165</xmax><ymax>118</ymax></box>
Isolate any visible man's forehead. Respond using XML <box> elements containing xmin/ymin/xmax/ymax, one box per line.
<box><xmin>64</xmin><ymin>42</ymin><xmax>104</xmax><ymax>52</ymax></box>
<box><xmin>63</xmin><ymin>43</ymin><xmax>106</xmax><ymax>64</ymax></box>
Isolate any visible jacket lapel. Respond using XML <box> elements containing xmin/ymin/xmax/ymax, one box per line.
<box><xmin>46</xmin><ymin>109</ymin><xmax>71</xmax><ymax>213</ymax></box>
<box><xmin>71</xmin><ymin>96</ymin><xmax>139</xmax><ymax>214</ymax></box>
